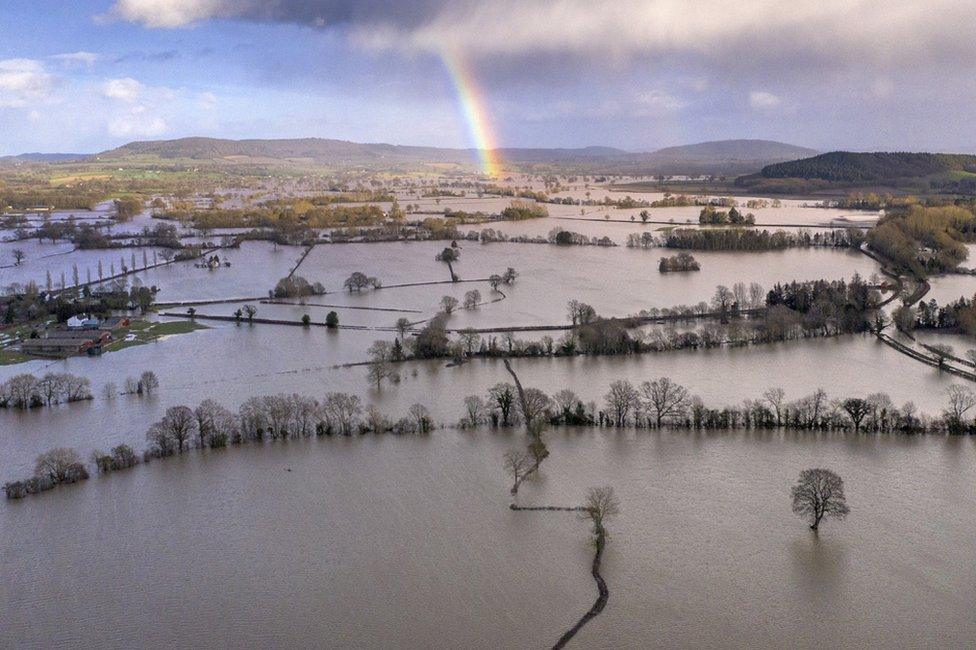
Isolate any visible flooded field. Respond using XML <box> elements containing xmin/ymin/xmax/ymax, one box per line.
<box><xmin>0</xmin><ymin>204</ymin><xmax>972</xmax><ymax>650</ymax></box>
<box><xmin>2</xmin><ymin>429</ymin><xmax>974</xmax><ymax>648</ymax></box>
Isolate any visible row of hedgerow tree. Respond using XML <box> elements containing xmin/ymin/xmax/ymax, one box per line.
<box><xmin>3</xmin><ymin>392</ymin><xmax>435</xmax><ymax>499</ymax></box>
<box><xmin>459</xmin><ymin>378</ymin><xmax>976</xmax><ymax>435</ymax></box>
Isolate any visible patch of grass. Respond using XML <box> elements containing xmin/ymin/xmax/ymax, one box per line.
<box><xmin>0</xmin><ymin>348</ymin><xmax>31</xmax><ymax>365</ymax></box>
<box><xmin>104</xmin><ymin>319</ymin><xmax>207</xmax><ymax>352</ymax></box>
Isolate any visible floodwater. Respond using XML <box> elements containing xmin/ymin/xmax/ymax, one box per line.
<box><xmin>2</xmin><ymin>429</ymin><xmax>974</xmax><ymax>648</ymax></box>
<box><xmin>1</xmin><ymin>203</ymin><xmax>974</xmax><ymax>649</ymax></box>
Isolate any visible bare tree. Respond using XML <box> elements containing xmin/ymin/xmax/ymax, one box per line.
<box><xmin>5</xmin><ymin>373</ymin><xmax>39</xmax><ymax>409</ymax></box>
<box><xmin>160</xmin><ymin>405</ymin><xmax>197</xmax><ymax>453</ymax></box>
<box><xmin>488</xmin><ymin>382</ymin><xmax>517</xmax><ymax>426</ymax></box>
<box><xmin>138</xmin><ymin>370</ymin><xmax>159</xmax><ymax>396</ymax></box>
<box><xmin>35</xmin><ymin>447</ymin><xmax>83</xmax><ymax>482</ymax></box>
<box><xmin>841</xmin><ymin>398</ymin><xmax>871</xmax><ymax>432</ymax></box>
<box><xmin>440</xmin><ymin>295</ymin><xmax>459</xmax><ymax>314</ymax></box>
<box><xmin>604</xmin><ymin>380</ymin><xmax>639</xmax><ymax>426</ymax></box>
<box><xmin>791</xmin><ymin>468</ymin><xmax>850</xmax><ymax>530</ymax></box>
<box><xmin>463</xmin><ymin>289</ymin><xmax>481</xmax><ymax>309</ymax></box>
<box><xmin>37</xmin><ymin>373</ymin><xmax>66</xmax><ymax>405</ymax></box>
<box><xmin>146</xmin><ymin>422</ymin><xmax>178</xmax><ymax>456</ymax></box>
<box><xmin>407</xmin><ymin>403</ymin><xmax>432</xmax><ymax>432</ymax></box>
<box><xmin>366</xmin><ymin>340</ymin><xmax>399</xmax><ymax>389</ymax></box>
<box><xmin>194</xmin><ymin>399</ymin><xmax>237</xmax><ymax>448</ymax></box>
<box><xmin>504</xmin><ymin>449</ymin><xmax>534</xmax><ymax>494</ymax></box>
<box><xmin>517</xmin><ymin>387</ymin><xmax>551</xmax><ymax>427</ymax></box>
<box><xmin>323</xmin><ymin>392</ymin><xmax>362</xmax><ymax>435</ymax></box>
<box><xmin>749</xmin><ymin>282</ymin><xmax>766</xmax><ymax>309</ymax></box>
<box><xmin>553</xmin><ymin>389</ymin><xmax>582</xmax><ymax>420</ymax></box>
<box><xmin>640</xmin><ymin>377</ymin><xmax>690</xmax><ymax>427</ymax></box>
<box><xmin>364</xmin><ymin>405</ymin><xmax>390</xmax><ymax>433</ymax></box>
<box><xmin>763</xmin><ymin>387</ymin><xmax>786</xmax><ymax>426</ymax></box>
<box><xmin>582</xmin><ymin>486</ymin><xmax>620</xmax><ymax>536</ymax></box>
<box><xmin>463</xmin><ymin>395</ymin><xmax>486</xmax><ymax>426</ymax></box>
<box><xmin>944</xmin><ymin>385</ymin><xmax>976</xmax><ymax>431</ymax></box>
<box><xmin>394</xmin><ymin>317</ymin><xmax>411</xmax><ymax>341</ymax></box>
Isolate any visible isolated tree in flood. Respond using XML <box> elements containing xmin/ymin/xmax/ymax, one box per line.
<box><xmin>139</xmin><ymin>370</ymin><xmax>159</xmax><ymax>396</ymax></box>
<box><xmin>582</xmin><ymin>486</ymin><xmax>620</xmax><ymax>538</ymax></box>
<box><xmin>791</xmin><ymin>468</ymin><xmax>850</xmax><ymax>530</ymax></box>
<box><xmin>435</xmin><ymin>247</ymin><xmax>460</xmax><ymax>281</ymax></box>
<box><xmin>504</xmin><ymin>449</ymin><xmax>534</xmax><ymax>494</ymax></box>
<box><xmin>440</xmin><ymin>295</ymin><xmax>459</xmax><ymax>314</ymax></box>
<box><xmin>463</xmin><ymin>289</ymin><xmax>481</xmax><ymax>309</ymax></box>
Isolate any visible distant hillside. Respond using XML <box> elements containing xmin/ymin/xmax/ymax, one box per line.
<box><xmin>614</xmin><ymin>139</ymin><xmax>818</xmax><ymax>175</ymax></box>
<box><xmin>0</xmin><ymin>152</ymin><xmax>90</xmax><ymax>165</ymax></box>
<box><xmin>96</xmin><ymin>137</ymin><xmax>473</xmax><ymax>165</ymax></box>
<box><xmin>647</xmin><ymin>139</ymin><xmax>817</xmax><ymax>163</ymax></box>
<box><xmin>757</xmin><ymin>151</ymin><xmax>976</xmax><ymax>182</ymax></box>
<box><xmin>94</xmin><ymin>137</ymin><xmax>627</xmax><ymax>166</ymax></box>
<box><xmin>9</xmin><ymin>136</ymin><xmax>817</xmax><ymax>175</ymax></box>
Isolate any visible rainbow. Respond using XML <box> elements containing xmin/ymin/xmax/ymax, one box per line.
<box><xmin>441</xmin><ymin>49</ymin><xmax>504</xmax><ymax>178</ymax></box>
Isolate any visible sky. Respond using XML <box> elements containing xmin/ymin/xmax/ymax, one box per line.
<box><xmin>2</xmin><ymin>0</ymin><xmax>976</xmax><ymax>155</ymax></box>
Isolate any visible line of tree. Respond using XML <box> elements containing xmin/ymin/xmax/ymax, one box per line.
<box><xmin>895</xmin><ymin>295</ymin><xmax>976</xmax><ymax>335</ymax></box>
<box><xmin>655</xmin><ymin>227</ymin><xmax>865</xmax><ymax>251</ymax></box>
<box><xmin>399</xmin><ymin>277</ymin><xmax>877</xmax><ymax>363</ymax></box>
<box><xmin>461</xmin><ymin>378</ymin><xmax>976</xmax><ymax>435</ymax></box>
<box><xmin>3</xmin><ymin>396</ymin><xmax>437</xmax><ymax>499</ymax></box>
<box><xmin>2</xmin><ymin>447</ymin><xmax>90</xmax><ymax>499</ymax></box>
<box><xmin>658</xmin><ymin>252</ymin><xmax>700</xmax><ymax>272</ymax></box>
<box><xmin>0</xmin><ymin>373</ymin><xmax>92</xmax><ymax>409</ymax></box>
<box><xmin>272</xmin><ymin>275</ymin><xmax>326</xmax><ymax>299</ymax></box>
<box><xmin>698</xmin><ymin>205</ymin><xmax>756</xmax><ymax>225</ymax></box>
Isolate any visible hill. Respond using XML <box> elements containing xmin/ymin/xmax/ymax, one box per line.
<box><xmin>5</xmin><ymin>137</ymin><xmax>817</xmax><ymax>175</ymax></box>
<box><xmin>646</xmin><ymin>139</ymin><xmax>817</xmax><ymax>163</ymax></box>
<box><xmin>757</xmin><ymin>151</ymin><xmax>976</xmax><ymax>182</ymax></box>
<box><xmin>736</xmin><ymin>151</ymin><xmax>976</xmax><ymax>195</ymax></box>
<box><xmin>611</xmin><ymin>139</ymin><xmax>818</xmax><ymax>176</ymax></box>
<box><xmin>95</xmin><ymin>137</ymin><xmax>629</xmax><ymax>166</ymax></box>
<box><xmin>0</xmin><ymin>152</ymin><xmax>91</xmax><ymax>165</ymax></box>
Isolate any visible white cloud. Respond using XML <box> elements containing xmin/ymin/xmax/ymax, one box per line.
<box><xmin>749</xmin><ymin>90</ymin><xmax>781</xmax><ymax>109</ymax></box>
<box><xmin>0</xmin><ymin>59</ymin><xmax>56</xmax><ymax>107</ymax></box>
<box><xmin>109</xmin><ymin>0</ymin><xmax>240</xmax><ymax>28</ymax></box>
<box><xmin>108</xmin><ymin>104</ymin><xmax>167</xmax><ymax>137</ymax></box>
<box><xmin>103</xmin><ymin>77</ymin><xmax>145</xmax><ymax>102</ymax></box>
<box><xmin>52</xmin><ymin>51</ymin><xmax>101</xmax><ymax>67</ymax></box>
<box><xmin>634</xmin><ymin>90</ymin><xmax>686</xmax><ymax>115</ymax></box>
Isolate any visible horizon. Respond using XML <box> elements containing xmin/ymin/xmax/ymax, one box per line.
<box><xmin>4</xmin><ymin>1</ymin><xmax>976</xmax><ymax>155</ymax></box>
<box><xmin>8</xmin><ymin>134</ymin><xmax>976</xmax><ymax>160</ymax></box>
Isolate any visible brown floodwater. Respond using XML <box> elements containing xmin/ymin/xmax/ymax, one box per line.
<box><xmin>2</xmin><ymin>429</ymin><xmax>974</xmax><ymax>648</ymax></box>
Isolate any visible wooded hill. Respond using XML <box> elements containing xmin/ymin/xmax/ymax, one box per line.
<box><xmin>736</xmin><ymin>151</ymin><xmax>976</xmax><ymax>195</ymax></box>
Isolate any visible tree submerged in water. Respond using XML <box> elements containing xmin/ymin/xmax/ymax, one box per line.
<box><xmin>791</xmin><ymin>468</ymin><xmax>850</xmax><ymax>530</ymax></box>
